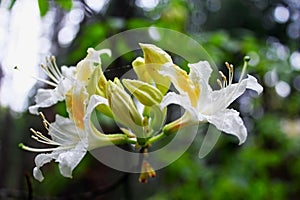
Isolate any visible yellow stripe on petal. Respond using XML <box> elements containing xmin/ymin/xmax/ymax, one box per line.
<box><xmin>66</xmin><ymin>86</ymin><xmax>88</xmax><ymax>130</ymax></box>
<box><xmin>173</xmin><ymin>65</ymin><xmax>200</xmax><ymax>107</ymax></box>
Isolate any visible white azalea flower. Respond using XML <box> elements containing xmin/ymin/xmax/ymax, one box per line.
<box><xmin>29</xmin><ymin>48</ymin><xmax>111</xmax><ymax>115</ymax></box>
<box><xmin>21</xmin><ymin>94</ymin><xmax>132</xmax><ymax>182</ymax></box>
<box><xmin>159</xmin><ymin>59</ymin><xmax>263</xmax><ymax>144</ymax></box>
<box><xmin>21</xmin><ymin>113</ymin><xmax>88</xmax><ymax>182</ymax></box>
<box><xmin>28</xmin><ymin>57</ymin><xmax>75</xmax><ymax>114</ymax></box>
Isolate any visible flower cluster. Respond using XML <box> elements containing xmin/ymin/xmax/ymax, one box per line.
<box><xmin>20</xmin><ymin>44</ymin><xmax>263</xmax><ymax>182</ymax></box>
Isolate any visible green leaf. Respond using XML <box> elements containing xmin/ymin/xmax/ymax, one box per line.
<box><xmin>55</xmin><ymin>0</ymin><xmax>73</xmax><ymax>11</ymax></box>
<box><xmin>38</xmin><ymin>0</ymin><xmax>49</xmax><ymax>17</ymax></box>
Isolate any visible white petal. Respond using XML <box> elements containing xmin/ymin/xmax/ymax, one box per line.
<box><xmin>49</xmin><ymin>115</ymin><xmax>83</xmax><ymax>144</ymax></box>
<box><xmin>33</xmin><ymin>152</ymin><xmax>59</xmax><ymax>182</ymax></box>
<box><xmin>61</xmin><ymin>66</ymin><xmax>76</xmax><ymax>79</ymax></box>
<box><xmin>86</xmin><ymin>95</ymin><xmax>108</xmax><ymax>114</ymax></box>
<box><xmin>84</xmin><ymin>95</ymin><xmax>110</xmax><ymax>148</ymax></box>
<box><xmin>33</xmin><ymin>167</ymin><xmax>44</xmax><ymax>182</ymax></box>
<box><xmin>203</xmin><ymin>76</ymin><xmax>249</xmax><ymax>114</ymax></box>
<box><xmin>188</xmin><ymin>61</ymin><xmax>213</xmax><ymax>109</ymax></box>
<box><xmin>188</xmin><ymin>61</ymin><xmax>212</xmax><ymax>88</ymax></box>
<box><xmin>29</xmin><ymin>88</ymin><xmax>63</xmax><ymax>114</ymax></box>
<box><xmin>159</xmin><ymin>62</ymin><xmax>187</xmax><ymax>94</ymax></box>
<box><xmin>86</xmin><ymin>48</ymin><xmax>111</xmax><ymax>63</ymax></box>
<box><xmin>211</xmin><ymin>75</ymin><xmax>262</xmax><ymax>112</ymax></box>
<box><xmin>204</xmin><ymin>109</ymin><xmax>247</xmax><ymax>145</ymax></box>
<box><xmin>56</xmin><ymin>78</ymin><xmax>73</xmax><ymax>97</ymax></box>
<box><xmin>246</xmin><ymin>75</ymin><xmax>263</xmax><ymax>95</ymax></box>
<box><xmin>56</xmin><ymin>139</ymin><xmax>87</xmax><ymax>178</ymax></box>
<box><xmin>33</xmin><ymin>139</ymin><xmax>87</xmax><ymax>181</ymax></box>
<box><xmin>160</xmin><ymin>92</ymin><xmax>198</xmax><ymax>120</ymax></box>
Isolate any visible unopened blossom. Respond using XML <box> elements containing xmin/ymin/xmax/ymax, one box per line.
<box><xmin>132</xmin><ymin>43</ymin><xmax>175</xmax><ymax>94</ymax></box>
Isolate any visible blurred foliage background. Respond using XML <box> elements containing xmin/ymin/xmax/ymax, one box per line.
<box><xmin>0</xmin><ymin>0</ymin><xmax>300</xmax><ymax>199</ymax></box>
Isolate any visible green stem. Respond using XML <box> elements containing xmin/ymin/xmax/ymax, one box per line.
<box><xmin>147</xmin><ymin>131</ymin><xmax>166</xmax><ymax>144</ymax></box>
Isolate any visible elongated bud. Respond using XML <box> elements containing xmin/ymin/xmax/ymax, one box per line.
<box><xmin>140</xmin><ymin>43</ymin><xmax>172</xmax><ymax>64</ymax></box>
<box><xmin>122</xmin><ymin>79</ymin><xmax>163</xmax><ymax>106</ymax></box>
<box><xmin>106</xmin><ymin>79</ymin><xmax>143</xmax><ymax>135</ymax></box>
<box><xmin>132</xmin><ymin>57</ymin><xmax>152</xmax><ymax>83</ymax></box>
<box><xmin>132</xmin><ymin>43</ymin><xmax>173</xmax><ymax>94</ymax></box>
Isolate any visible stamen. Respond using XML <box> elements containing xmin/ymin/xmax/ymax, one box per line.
<box><xmin>217</xmin><ymin>79</ymin><xmax>223</xmax><ymax>88</ymax></box>
<box><xmin>19</xmin><ymin>143</ymin><xmax>60</xmax><ymax>152</ymax></box>
<box><xmin>50</xmin><ymin>56</ymin><xmax>63</xmax><ymax>77</ymax></box>
<box><xmin>45</xmin><ymin>56</ymin><xmax>62</xmax><ymax>81</ymax></box>
<box><xmin>219</xmin><ymin>71</ymin><xmax>227</xmax><ymax>87</ymax></box>
<box><xmin>19</xmin><ymin>143</ymin><xmax>74</xmax><ymax>152</ymax></box>
<box><xmin>30</xmin><ymin>128</ymin><xmax>61</xmax><ymax>146</ymax></box>
<box><xmin>38</xmin><ymin>112</ymin><xmax>78</xmax><ymax>142</ymax></box>
<box><xmin>225</xmin><ymin>62</ymin><xmax>234</xmax><ymax>85</ymax></box>
<box><xmin>31</xmin><ymin>135</ymin><xmax>60</xmax><ymax>146</ymax></box>
<box><xmin>216</xmin><ymin>56</ymin><xmax>251</xmax><ymax>112</ymax></box>
<box><xmin>14</xmin><ymin>66</ymin><xmax>57</xmax><ymax>87</ymax></box>
<box><xmin>41</xmin><ymin>64</ymin><xmax>59</xmax><ymax>84</ymax></box>
<box><xmin>238</xmin><ymin>56</ymin><xmax>250</xmax><ymax>83</ymax></box>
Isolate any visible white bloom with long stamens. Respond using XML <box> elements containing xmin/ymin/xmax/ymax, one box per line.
<box><xmin>28</xmin><ymin>57</ymin><xmax>75</xmax><ymax>114</ymax></box>
<box><xmin>159</xmin><ymin>58</ymin><xmax>263</xmax><ymax>144</ymax></box>
<box><xmin>20</xmin><ymin>113</ymin><xmax>87</xmax><ymax>181</ymax></box>
<box><xmin>21</xmin><ymin>94</ymin><xmax>131</xmax><ymax>182</ymax></box>
<box><xmin>29</xmin><ymin>48</ymin><xmax>111</xmax><ymax>115</ymax></box>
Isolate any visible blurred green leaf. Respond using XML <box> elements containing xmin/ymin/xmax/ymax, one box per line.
<box><xmin>38</xmin><ymin>0</ymin><xmax>49</xmax><ymax>17</ymax></box>
<box><xmin>55</xmin><ymin>0</ymin><xmax>73</xmax><ymax>11</ymax></box>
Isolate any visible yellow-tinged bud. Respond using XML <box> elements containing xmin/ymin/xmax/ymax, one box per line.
<box><xmin>132</xmin><ymin>57</ymin><xmax>152</xmax><ymax>83</ymax></box>
<box><xmin>122</xmin><ymin>79</ymin><xmax>163</xmax><ymax>106</ymax></box>
<box><xmin>132</xmin><ymin>43</ymin><xmax>174</xmax><ymax>94</ymax></box>
<box><xmin>139</xmin><ymin>43</ymin><xmax>172</xmax><ymax>64</ymax></box>
<box><xmin>106</xmin><ymin>80</ymin><xmax>143</xmax><ymax>135</ymax></box>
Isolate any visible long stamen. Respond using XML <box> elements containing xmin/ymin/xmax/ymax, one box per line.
<box><xmin>50</xmin><ymin>56</ymin><xmax>63</xmax><ymax>77</ymax></box>
<box><xmin>44</xmin><ymin>56</ymin><xmax>62</xmax><ymax>82</ymax></box>
<box><xmin>238</xmin><ymin>56</ymin><xmax>250</xmax><ymax>83</ymax></box>
<box><xmin>217</xmin><ymin>79</ymin><xmax>223</xmax><ymax>88</ymax></box>
<box><xmin>14</xmin><ymin>66</ymin><xmax>58</xmax><ymax>87</ymax></box>
<box><xmin>219</xmin><ymin>71</ymin><xmax>227</xmax><ymax>87</ymax></box>
<box><xmin>225</xmin><ymin>62</ymin><xmax>234</xmax><ymax>85</ymax></box>
<box><xmin>30</xmin><ymin>128</ymin><xmax>61</xmax><ymax>146</ymax></box>
<box><xmin>41</xmin><ymin>64</ymin><xmax>60</xmax><ymax>84</ymax></box>
<box><xmin>19</xmin><ymin>143</ymin><xmax>60</xmax><ymax>152</ymax></box>
<box><xmin>19</xmin><ymin>143</ymin><xmax>74</xmax><ymax>152</ymax></box>
<box><xmin>39</xmin><ymin>112</ymin><xmax>77</xmax><ymax>142</ymax></box>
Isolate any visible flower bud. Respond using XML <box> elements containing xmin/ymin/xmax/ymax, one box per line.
<box><xmin>106</xmin><ymin>79</ymin><xmax>143</xmax><ymax>135</ymax></box>
<box><xmin>132</xmin><ymin>43</ymin><xmax>174</xmax><ymax>94</ymax></box>
<box><xmin>122</xmin><ymin>79</ymin><xmax>163</xmax><ymax>106</ymax></box>
<box><xmin>132</xmin><ymin>57</ymin><xmax>152</xmax><ymax>83</ymax></box>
